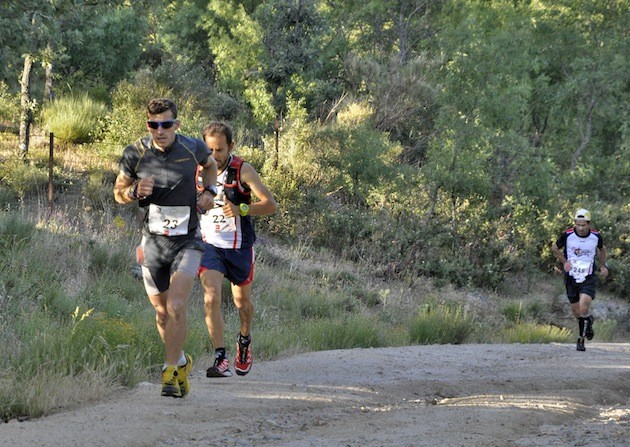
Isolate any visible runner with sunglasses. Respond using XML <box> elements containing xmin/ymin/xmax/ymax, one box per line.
<box><xmin>114</xmin><ymin>98</ymin><xmax>218</xmax><ymax>398</ymax></box>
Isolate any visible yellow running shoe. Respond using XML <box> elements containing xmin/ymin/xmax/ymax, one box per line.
<box><xmin>177</xmin><ymin>353</ymin><xmax>192</xmax><ymax>398</ymax></box>
<box><xmin>161</xmin><ymin>365</ymin><xmax>181</xmax><ymax>397</ymax></box>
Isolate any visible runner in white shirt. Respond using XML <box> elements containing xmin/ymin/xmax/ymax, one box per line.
<box><xmin>551</xmin><ymin>208</ymin><xmax>609</xmax><ymax>351</ymax></box>
<box><xmin>198</xmin><ymin>121</ymin><xmax>277</xmax><ymax>377</ymax></box>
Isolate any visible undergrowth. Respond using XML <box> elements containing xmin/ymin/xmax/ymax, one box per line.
<box><xmin>0</xmin><ymin>135</ymin><xmax>627</xmax><ymax>422</ymax></box>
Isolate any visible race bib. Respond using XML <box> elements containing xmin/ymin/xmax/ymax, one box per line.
<box><xmin>200</xmin><ymin>206</ymin><xmax>236</xmax><ymax>235</ymax></box>
<box><xmin>147</xmin><ymin>204</ymin><xmax>190</xmax><ymax>236</ymax></box>
<box><xmin>569</xmin><ymin>259</ymin><xmax>591</xmax><ymax>283</ymax></box>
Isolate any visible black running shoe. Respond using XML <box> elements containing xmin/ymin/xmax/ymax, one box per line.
<box><xmin>206</xmin><ymin>356</ymin><xmax>232</xmax><ymax>378</ymax></box>
<box><xmin>576</xmin><ymin>338</ymin><xmax>586</xmax><ymax>352</ymax></box>
<box><xmin>585</xmin><ymin>315</ymin><xmax>594</xmax><ymax>340</ymax></box>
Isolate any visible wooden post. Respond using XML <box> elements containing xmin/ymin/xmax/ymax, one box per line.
<box><xmin>274</xmin><ymin>116</ymin><xmax>279</xmax><ymax>170</ymax></box>
<box><xmin>48</xmin><ymin>132</ymin><xmax>54</xmax><ymax>213</ymax></box>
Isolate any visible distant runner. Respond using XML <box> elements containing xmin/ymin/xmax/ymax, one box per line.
<box><xmin>551</xmin><ymin>208</ymin><xmax>609</xmax><ymax>351</ymax></box>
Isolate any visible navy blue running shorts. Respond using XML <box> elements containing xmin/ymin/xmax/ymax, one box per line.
<box><xmin>199</xmin><ymin>244</ymin><xmax>255</xmax><ymax>286</ymax></box>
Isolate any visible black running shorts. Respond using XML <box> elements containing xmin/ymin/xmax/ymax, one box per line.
<box><xmin>140</xmin><ymin>233</ymin><xmax>205</xmax><ymax>295</ymax></box>
<box><xmin>564</xmin><ymin>274</ymin><xmax>597</xmax><ymax>303</ymax></box>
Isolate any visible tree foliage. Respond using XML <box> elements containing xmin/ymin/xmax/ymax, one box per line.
<box><xmin>1</xmin><ymin>0</ymin><xmax>628</xmax><ymax>298</ymax></box>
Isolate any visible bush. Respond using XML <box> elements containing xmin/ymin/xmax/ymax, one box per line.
<box><xmin>39</xmin><ymin>95</ymin><xmax>107</xmax><ymax>144</ymax></box>
<box><xmin>0</xmin><ymin>213</ymin><xmax>35</xmax><ymax>252</ymax></box>
<box><xmin>598</xmin><ymin>203</ymin><xmax>630</xmax><ymax>301</ymax></box>
<box><xmin>104</xmin><ymin>63</ymin><xmax>247</xmax><ymax>146</ymax></box>
<box><xmin>301</xmin><ymin>315</ymin><xmax>385</xmax><ymax>351</ymax></box>
<box><xmin>0</xmin><ymin>158</ymin><xmax>48</xmax><ymax>200</ymax></box>
<box><xmin>498</xmin><ymin>323</ymin><xmax>572</xmax><ymax>344</ymax></box>
<box><xmin>500</xmin><ymin>301</ymin><xmax>545</xmax><ymax>324</ymax></box>
<box><xmin>408</xmin><ymin>302</ymin><xmax>474</xmax><ymax>345</ymax></box>
<box><xmin>0</xmin><ymin>81</ymin><xmax>19</xmax><ymax>128</ymax></box>
<box><xmin>501</xmin><ymin>301</ymin><xmax>526</xmax><ymax>323</ymax></box>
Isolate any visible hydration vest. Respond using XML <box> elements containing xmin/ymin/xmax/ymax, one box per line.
<box><xmin>222</xmin><ymin>155</ymin><xmax>251</xmax><ymax>206</ymax></box>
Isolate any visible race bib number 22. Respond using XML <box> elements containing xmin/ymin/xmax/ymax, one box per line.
<box><xmin>200</xmin><ymin>207</ymin><xmax>236</xmax><ymax>234</ymax></box>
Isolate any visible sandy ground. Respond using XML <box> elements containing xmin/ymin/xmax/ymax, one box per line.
<box><xmin>2</xmin><ymin>343</ymin><xmax>629</xmax><ymax>447</ymax></box>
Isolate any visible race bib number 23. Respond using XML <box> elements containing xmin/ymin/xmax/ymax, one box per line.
<box><xmin>147</xmin><ymin>204</ymin><xmax>190</xmax><ymax>236</ymax></box>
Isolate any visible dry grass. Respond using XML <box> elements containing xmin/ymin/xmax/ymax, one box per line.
<box><xmin>12</xmin><ymin>369</ymin><xmax>121</xmax><ymax>419</ymax></box>
<box><xmin>1</xmin><ymin>129</ymin><xmax>628</xmax><ymax>421</ymax></box>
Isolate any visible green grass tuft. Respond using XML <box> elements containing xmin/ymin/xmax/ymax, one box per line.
<box><xmin>408</xmin><ymin>302</ymin><xmax>474</xmax><ymax>345</ymax></box>
<box><xmin>40</xmin><ymin>95</ymin><xmax>107</xmax><ymax>144</ymax></box>
<box><xmin>498</xmin><ymin>323</ymin><xmax>573</xmax><ymax>344</ymax></box>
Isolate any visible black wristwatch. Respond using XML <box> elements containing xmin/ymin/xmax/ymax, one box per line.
<box><xmin>203</xmin><ymin>184</ymin><xmax>218</xmax><ymax>197</ymax></box>
<box><xmin>128</xmin><ymin>181</ymin><xmax>140</xmax><ymax>200</ymax></box>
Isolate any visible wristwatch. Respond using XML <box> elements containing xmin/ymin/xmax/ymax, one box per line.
<box><xmin>203</xmin><ymin>184</ymin><xmax>218</xmax><ymax>197</ymax></box>
<box><xmin>128</xmin><ymin>181</ymin><xmax>140</xmax><ymax>200</ymax></box>
<box><xmin>239</xmin><ymin>203</ymin><xmax>250</xmax><ymax>217</ymax></box>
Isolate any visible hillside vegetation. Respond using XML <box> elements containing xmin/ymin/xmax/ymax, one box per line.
<box><xmin>0</xmin><ymin>0</ymin><xmax>628</xmax><ymax>421</ymax></box>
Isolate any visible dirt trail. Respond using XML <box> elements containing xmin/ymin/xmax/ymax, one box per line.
<box><xmin>2</xmin><ymin>343</ymin><xmax>629</xmax><ymax>447</ymax></box>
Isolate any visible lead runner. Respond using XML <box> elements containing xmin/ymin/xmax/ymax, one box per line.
<box><xmin>114</xmin><ymin>98</ymin><xmax>217</xmax><ymax>397</ymax></box>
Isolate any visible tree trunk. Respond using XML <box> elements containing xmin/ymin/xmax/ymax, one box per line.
<box><xmin>570</xmin><ymin>79</ymin><xmax>599</xmax><ymax>170</ymax></box>
<box><xmin>19</xmin><ymin>54</ymin><xmax>34</xmax><ymax>158</ymax></box>
<box><xmin>426</xmin><ymin>183</ymin><xmax>439</xmax><ymax>221</ymax></box>
<box><xmin>44</xmin><ymin>58</ymin><xmax>54</xmax><ymax>102</ymax></box>
<box><xmin>274</xmin><ymin>115</ymin><xmax>279</xmax><ymax>171</ymax></box>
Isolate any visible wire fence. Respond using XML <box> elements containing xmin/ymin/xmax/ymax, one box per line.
<box><xmin>4</xmin><ymin>129</ymin><xmax>94</xmax><ymax>215</ymax></box>
<box><xmin>10</xmin><ymin>131</ymin><xmax>58</xmax><ymax>214</ymax></box>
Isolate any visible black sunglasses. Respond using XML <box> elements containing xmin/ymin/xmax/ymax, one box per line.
<box><xmin>147</xmin><ymin>120</ymin><xmax>177</xmax><ymax>129</ymax></box>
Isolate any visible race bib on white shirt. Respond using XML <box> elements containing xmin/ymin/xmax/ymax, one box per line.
<box><xmin>147</xmin><ymin>204</ymin><xmax>190</xmax><ymax>236</ymax></box>
<box><xmin>569</xmin><ymin>259</ymin><xmax>591</xmax><ymax>283</ymax></box>
<box><xmin>200</xmin><ymin>206</ymin><xmax>236</xmax><ymax>235</ymax></box>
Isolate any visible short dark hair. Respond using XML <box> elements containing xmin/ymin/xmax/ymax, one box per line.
<box><xmin>202</xmin><ymin>121</ymin><xmax>233</xmax><ymax>146</ymax></box>
<box><xmin>147</xmin><ymin>98</ymin><xmax>177</xmax><ymax>118</ymax></box>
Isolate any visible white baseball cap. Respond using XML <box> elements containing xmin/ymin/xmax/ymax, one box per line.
<box><xmin>574</xmin><ymin>208</ymin><xmax>591</xmax><ymax>221</ymax></box>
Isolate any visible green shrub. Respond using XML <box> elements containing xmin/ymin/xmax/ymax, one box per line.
<box><xmin>87</xmin><ymin>242</ymin><xmax>132</xmax><ymax>278</ymax></box>
<box><xmin>526</xmin><ymin>301</ymin><xmax>545</xmax><ymax>320</ymax></box>
<box><xmin>501</xmin><ymin>301</ymin><xmax>525</xmax><ymax>323</ymax></box>
<box><xmin>594</xmin><ymin>319</ymin><xmax>618</xmax><ymax>342</ymax></box>
<box><xmin>266</xmin><ymin>286</ymin><xmax>350</xmax><ymax>320</ymax></box>
<box><xmin>104</xmin><ymin>79</ymin><xmax>158</xmax><ymax>146</ymax></box>
<box><xmin>0</xmin><ymin>158</ymin><xmax>48</xmax><ymax>199</ymax></box>
<box><xmin>0</xmin><ymin>187</ymin><xmax>13</xmax><ymax>209</ymax></box>
<box><xmin>606</xmin><ymin>258</ymin><xmax>630</xmax><ymax>302</ymax></box>
<box><xmin>0</xmin><ymin>81</ymin><xmax>19</xmax><ymax>127</ymax></box>
<box><xmin>301</xmin><ymin>315</ymin><xmax>385</xmax><ymax>351</ymax></box>
<box><xmin>408</xmin><ymin>302</ymin><xmax>474</xmax><ymax>345</ymax></box>
<box><xmin>498</xmin><ymin>323</ymin><xmax>572</xmax><ymax>343</ymax></box>
<box><xmin>82</xmin><ymin>171</ymin><xmax>116</xmax><ymax>211</ymax></box>
<box><xmin>104</xmin><ymin>63</ymin><xmax>245</xmax><ymax>147</ymax></box>
<box><xmin>40</xmin><ymin>95</ymin><xmax>107</xmax><ymax>144</ymax></box>
<box><xmin>0</xmin><ymin>308</ymin><xmax>154</xmax><ymax>420</ymax></box>
<box><xmin>498</xmin><ymin>300</ymin><xmax>546</xmax><ymax>326</ymax></box>
<box><xmin>0</xmin><ymin>213</ymin><xmax>35</xmax><ymax>252</ymax></box>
